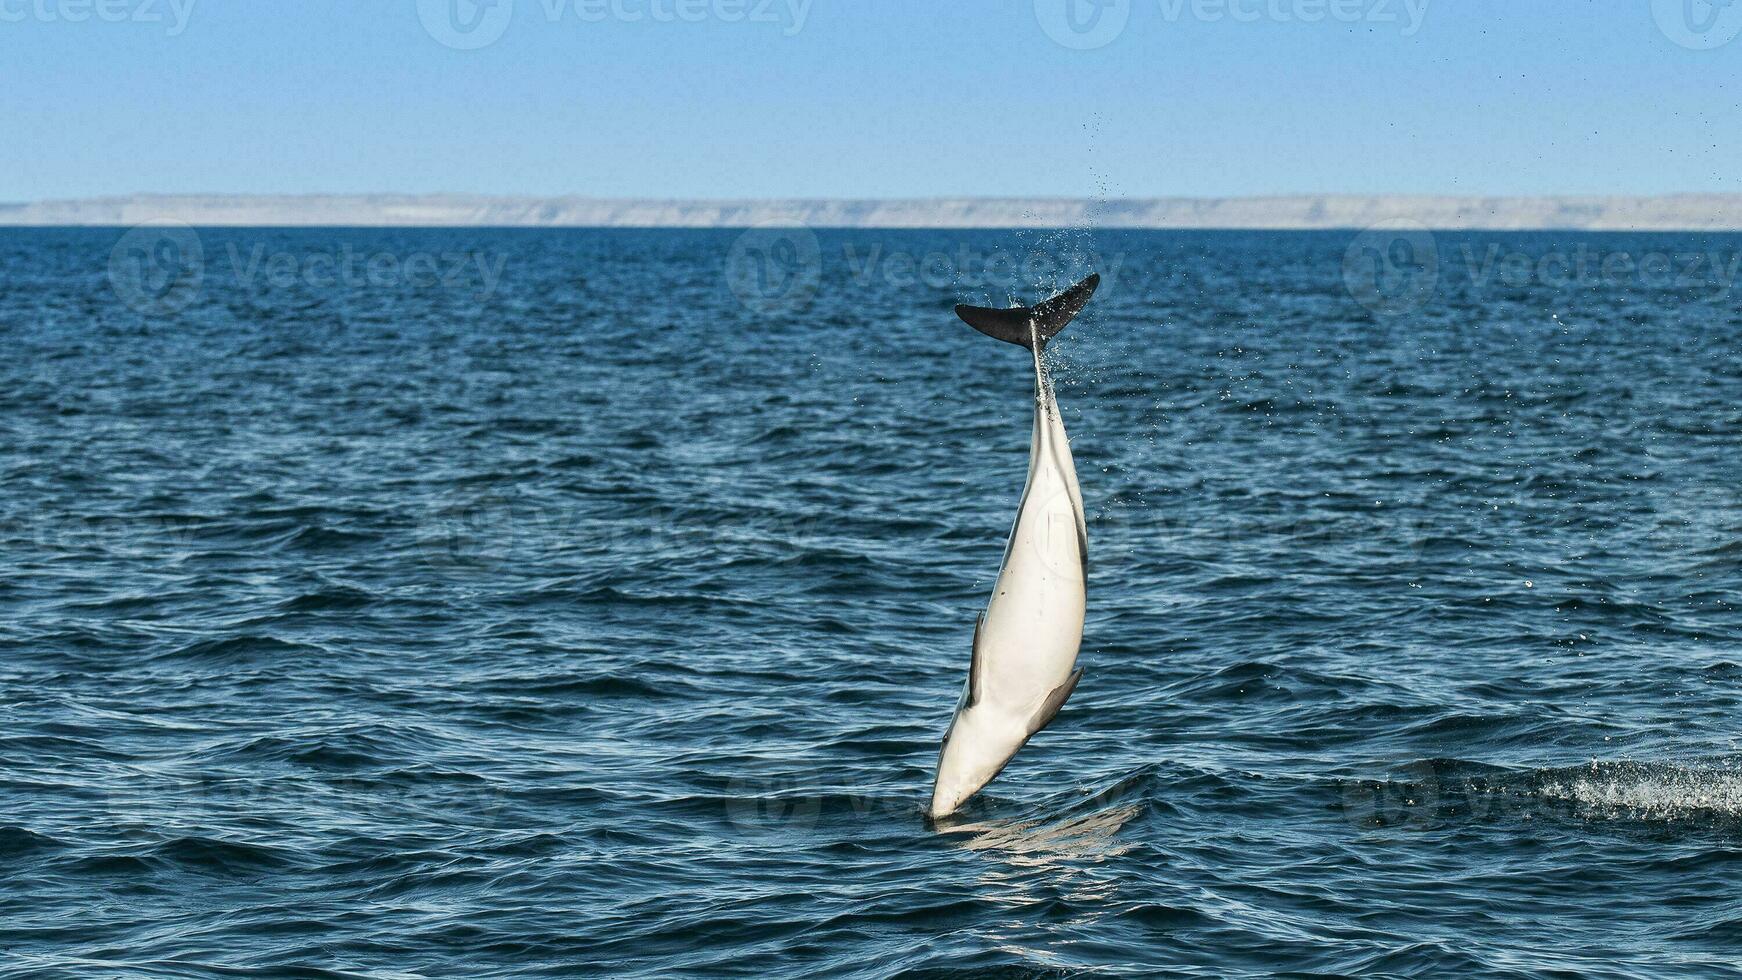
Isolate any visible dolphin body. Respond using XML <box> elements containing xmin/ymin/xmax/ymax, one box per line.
<box><xmin>929</xmin><ymin>273</ymin><xmax>1100</xmax><ymax>819</ymax></box>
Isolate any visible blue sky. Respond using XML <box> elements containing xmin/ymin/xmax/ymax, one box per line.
<box><xmin>2</xmin><ymin>0</ymin><xmax>1738</xmax><ymax>200</ymax></box>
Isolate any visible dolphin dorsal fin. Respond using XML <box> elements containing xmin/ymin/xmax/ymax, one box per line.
<box><xmin>1025</xmin><ymin>668</ymin><xmax>1083</xmax><ymax>737</ymax></box>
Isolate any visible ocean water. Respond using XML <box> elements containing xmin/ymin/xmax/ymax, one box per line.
<box><xmin>4</xmin><ymin>226</ymin><xmax>1742</xmax><ymax>977</ymax></box>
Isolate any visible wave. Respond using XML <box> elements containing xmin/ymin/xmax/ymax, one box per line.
<box><xmin>0</xmin><ymin>825</ymin><xmax>67</xmax><ymax>857</ymax></box>
<box><xmin>153</xmin><ymin>635</ymin><xmax>330</xmax><ymax>665</ymax></box>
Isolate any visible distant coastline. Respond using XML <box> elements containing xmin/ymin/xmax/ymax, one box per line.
<box><xmin>5</xmin><ymin>194</ymin><xmax>1742</xmax><ymax>230</ymax></box>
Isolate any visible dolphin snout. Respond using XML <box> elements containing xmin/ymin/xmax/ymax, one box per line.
<box><xmin>929</xmin><ymin>786</ymin><xmax>966</xmax><ymax>820</ymax></box>
<box><xmin>930</xmin><ymin>753</ymin><xmax>999</xmax><ymax>820</ymax></box>
<box><xmin>929</xmin><ymin>753</ymin><xmax>977</xmax><ymax>819</ymax></box>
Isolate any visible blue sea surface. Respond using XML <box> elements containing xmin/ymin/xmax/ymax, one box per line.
<box><xmin>4</xmin><ymin>226</ymin><xmax>1742</xmax><ymax>977</ymax></box>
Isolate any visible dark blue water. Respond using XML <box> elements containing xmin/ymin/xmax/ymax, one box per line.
<box><xmin>5</xmin><ymin>226</ymin><xmax>1742</xmax><ymax>977</ymax></box>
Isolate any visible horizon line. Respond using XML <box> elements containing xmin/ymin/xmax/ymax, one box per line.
<box><xmin>7</xmin><ymin>193</ymin><xmax>1742</xmax><ymax>231</ymax></box>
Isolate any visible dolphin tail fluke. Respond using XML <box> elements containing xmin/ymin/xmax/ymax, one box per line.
<box><xmin>954</xmin><ymin>273</ymin><xmax>1099</xmax><ymax>350</ymax></box>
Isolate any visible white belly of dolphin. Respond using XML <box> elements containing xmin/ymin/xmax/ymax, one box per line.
<box><xmin>930</xmin><ymin>347</ymin><xmax>1088</xmax><ymax>819</ymax></box>
<box><xmin>981</xmin><ymin>392</ymin><xmax>1086</xmax><ymax>701</ymax></box>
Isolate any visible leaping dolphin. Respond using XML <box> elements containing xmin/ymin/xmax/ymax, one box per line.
<box><xmin>929</xmin><ymin>273</ymin><xmax>1099</xmax><ymax>820</ymax></box>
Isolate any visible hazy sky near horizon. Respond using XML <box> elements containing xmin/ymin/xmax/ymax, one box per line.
<box><xmin>3</xmin><ymin>0</ymin><xmax>1739</xmax><ymax>200</ymax></box>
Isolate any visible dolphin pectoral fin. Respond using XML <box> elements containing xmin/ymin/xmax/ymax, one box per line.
<box><xmin>965</xmin><ymin>613</ymin><xmax>988</xmax><ymax>708</ymax></box>
<box><xmin>1025</xmin><ymin>668</ymin><xmax>1083</xmax><ymax>738</ymax></box>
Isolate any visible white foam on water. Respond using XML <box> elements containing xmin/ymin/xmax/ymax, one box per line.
<box><xmin>1537</xmin><ymin>761</ymin><xmax>1742</xmax><ymax>820</ymax></box>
